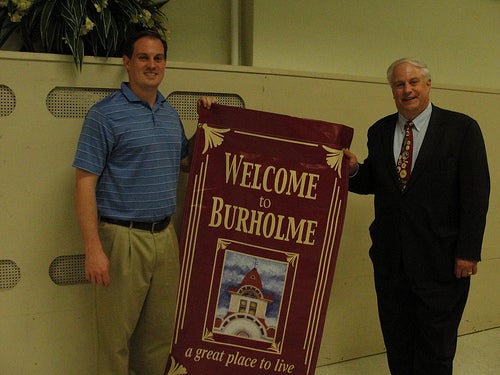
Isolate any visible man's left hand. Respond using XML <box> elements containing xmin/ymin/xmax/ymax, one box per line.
<box><xmin>454</xmin><ymin>258</ymin><xmax>478</xmax><ymax>278</ymax></box>
<box><xmin>197</xmin><ymin>96</ymin><xmax>218</xmax><ymax>113</ymax></box>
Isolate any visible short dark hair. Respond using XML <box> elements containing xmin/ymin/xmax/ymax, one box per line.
<box><xmin>122</xmin><ymin>30</ymin><xmax>168</xmax><ymax>59</ymax></box>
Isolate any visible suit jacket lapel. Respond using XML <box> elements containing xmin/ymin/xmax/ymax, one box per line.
<box><xmin>406</xmin><ymin>105</ymin><xmax>445</xmax><ymax>189</ymax></box>
<box><xmin>381</xmin><ymin>114</ymin><xmax>401</xmax><ymax>189</ymax></box>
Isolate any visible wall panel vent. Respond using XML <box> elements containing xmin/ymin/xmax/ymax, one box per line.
<box><xmin>45</xmin><ymin>88</ymin><xmax>244</xmax><ymax>120</ymax></box>
<box><xmin>0</xmin><ymin>259</ymin><xmax>21</xmax><ymax>289</ymax></box>
<box><xmin>49</xmin><ymin>254</ymin><xmax>88</xmax><ymax>285</ymax></box>
<box><xmin>166</xmin><ymin>91</ymin><xmax>245</xmax><ymax>121</ymax></box>
<box><xmin>46</xmin><ymin>87</ymin><xmax>117</xmax><ymax>118</ymax></box>
<box><xmin>0</xmin><ymin>84</ymin><xmax>16</xmax><ymax>116</ymax></box>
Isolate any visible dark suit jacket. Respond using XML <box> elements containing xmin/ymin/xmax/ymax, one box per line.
<box><xmin>349</xmin><ymin>105</ymin><xmax>490</xmax><ymax>281</ymax></box>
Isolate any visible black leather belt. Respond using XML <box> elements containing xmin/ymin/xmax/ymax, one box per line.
<box><xmin>100</xmin><ymin>216</ymin><xmax>170</xmax><ymax>233</ymax></box>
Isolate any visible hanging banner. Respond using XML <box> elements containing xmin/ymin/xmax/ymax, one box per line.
<box><xmin>167</xmin><ymin>104</ymin><xmax>353</xmax><ymax>375</ymax></box>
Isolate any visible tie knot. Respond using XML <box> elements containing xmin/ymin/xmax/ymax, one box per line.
<box><xmin>405</xmin><ymin>121</ymin><xmax>414</xmax><ymax>130</ymax></box>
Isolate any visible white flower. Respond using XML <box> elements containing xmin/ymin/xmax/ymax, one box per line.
<box><xmin>93</xmin><ymin>0</ymin><xmax>108</xmax><ymax>13</ymax></box>
<box><xmin>9</xmin><ymin>10</ymin><xmax>23</xmax><ymax>22</ymax></box>
<box><xmin>80</xmin><ymin>16</ymin><xmax>95</xmax><ymax>36</ymax></box>
<box><xmin>12</xmin><ymin>0</ymin><xmax>32</xmax><ymax>11</ymax></box>
<box><xmin>142</xmin><ymin>9</ymin><xmax>154</xmax><ymax>27</ymax></box>
<box><xmin>142</xmin><ymin>9</ymin><xmax>152</xmax><ymax>21</ymax></box>
<box><xmin>6</xmin><ymin>0</ymin><xmax>32</xmax><ymax>22</ymax></box>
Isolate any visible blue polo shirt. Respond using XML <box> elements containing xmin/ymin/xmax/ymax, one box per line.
<box><xmin>73</xmin><ymin>82</ymin><xmax>188</xmax><ymax>221</ymax></box>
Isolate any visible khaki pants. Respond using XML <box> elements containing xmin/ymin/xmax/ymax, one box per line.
<box><xmin>95</xmin><ymin>222</ymin><xmax>179</xmax><ymax>375</ymax></box>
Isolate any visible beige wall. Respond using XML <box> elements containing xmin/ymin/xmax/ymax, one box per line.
<box><xmin>164</xmin><ymin>0</ymin><xmax>500</xmax><ymax>90</ymax></box>
<box><xmin>163</xmin><ymin>0</ymin><xmax>232</xmax><ymax>64</ymax></box>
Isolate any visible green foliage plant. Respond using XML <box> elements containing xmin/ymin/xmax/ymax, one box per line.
<box><xmin>0</xmin><ymin>0</ymin><xmax>170</xmax><ymax>70</ymax></box>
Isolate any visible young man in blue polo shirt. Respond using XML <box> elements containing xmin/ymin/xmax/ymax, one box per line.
<box><xmin>73</xmin><ymin>30</ymin><xmax>215</xmax><ymax>375</ymax></box>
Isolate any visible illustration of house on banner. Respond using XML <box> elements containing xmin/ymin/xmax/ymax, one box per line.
<box><xmin>214</xmin><ymin>267</ymin><xmax>276</xmax><ymax>342</ymax></box>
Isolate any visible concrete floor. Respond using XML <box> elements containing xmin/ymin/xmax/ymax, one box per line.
<box><xmin>316</xmin><ymin>327</ymin><xmax>500</xmax><ymax>374</ymax></box>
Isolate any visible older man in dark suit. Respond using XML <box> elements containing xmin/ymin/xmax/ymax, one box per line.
<box><xmin>343</xmin><ymin>58</ymin><xmax>490</xmax><ymax>375</ymax></box>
